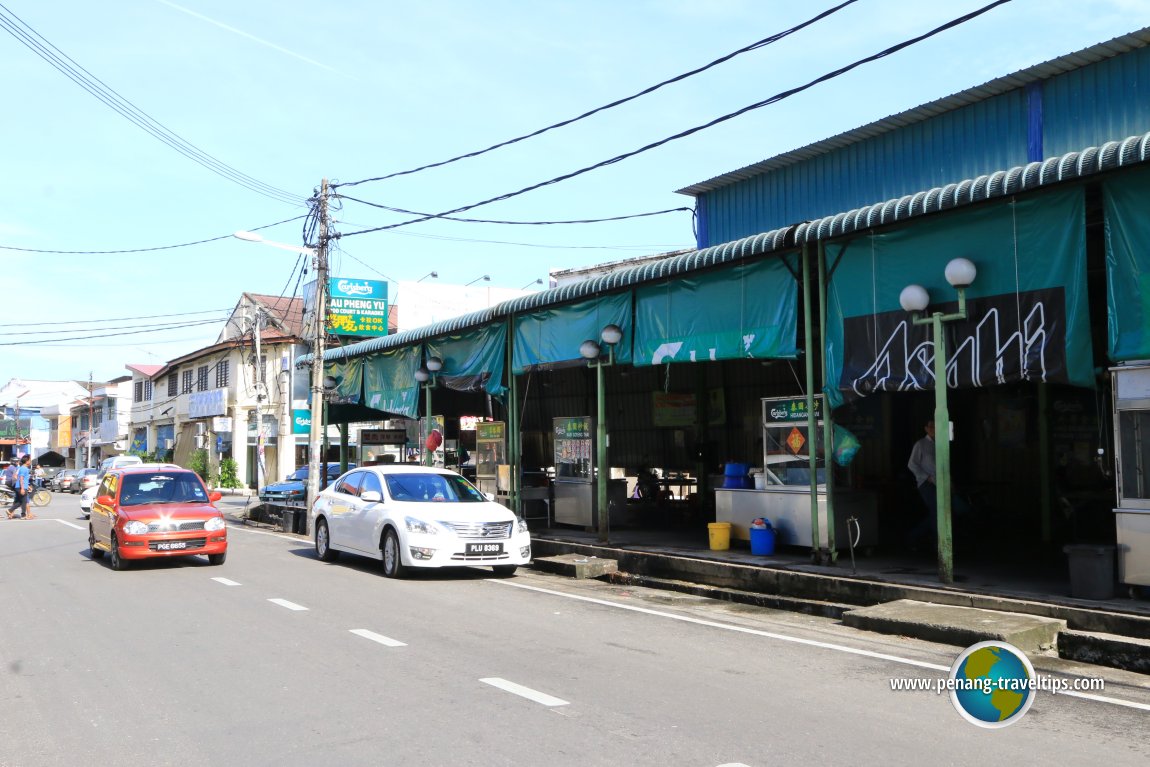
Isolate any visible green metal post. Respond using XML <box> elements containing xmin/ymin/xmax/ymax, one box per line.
<box><xmin>818</xmin><ymin>242</ymin><xmax>837</xmax><ymax>562</ymax></box>
<box><xmin>339</xmin><ymin>423</ymin><xmax>348</xmax><ymax>474</ymax></box>
<box><xmin>802</xmin><ymin>244</ymin><xmax>823</xmax><ymax>563</ymax></box>
<box><xmin>508</xmin><ymin>318</ymin><xmax>520</xmax><ymax>515</ymax></box>
<box><xmin>595</xmin><ymin>356</ymin><xmax>608</xmax><ymax>543</ymax></box>
<box><xmin>321</xmin><ymin>399</ymin><xmax>330</xmax><ymax>490</ymax></box>
<box><xmin>931</xmin><ymin>311</ymin><xmax>954</xmax><ymax>584</ymax></box>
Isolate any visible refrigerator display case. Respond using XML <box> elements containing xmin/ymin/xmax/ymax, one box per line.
<box><xmin>1112</xmin><ymin>365</ymin><xmax>1150</xmax><ymax>588</ymax></box>
<box><xmin>552</xmin><ymin>416</ymin><xmax>594</xmax><ymax>526</ymax></box>
<box><xmin>475</xmin><ymin>421</ymin><xmax>506</xmax><ymax>500</ymax></box>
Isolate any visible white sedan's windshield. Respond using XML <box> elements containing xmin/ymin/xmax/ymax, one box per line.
<box><xmin>384</xmin><ymin>473</ymin><xmax>485</xmax><ymax>502</ymax></box>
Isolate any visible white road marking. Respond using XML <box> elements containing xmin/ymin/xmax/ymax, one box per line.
<box><xmin>268</xmin><ymin>598</ymin><xmax>308</xmax><ymax>611</ymax></box>
<box><xmin>350</xmin><ymin>629</ymin><xmax>407</xmax><ymax>647</ymax></box>
<box><xmin>480</xmin><ymin>677</ymin><xmax>569</xmax><ymax>707</ymax></box>
<box><xmin>53</xmin><ymin>519</ymin><xmax>85</xmax><ymax>530</ymax></box>
<box><xmin>227</xmin><ymin>525</ymin><xmax>305</xmax><ymax>542</ymax></box>
<box><xmin>212</xmin><ymin>577</ymin><xmax>242</xmax><ymax>586</ymax></box>
<box><xmin>490</xmin><ymin>580</ymin><xmax>1150</xmax><ymax>713</ymax></box>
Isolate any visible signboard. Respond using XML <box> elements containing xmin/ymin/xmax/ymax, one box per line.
<box><xmin>652</xmin><ymin>392</ymin><xmax>696</xmax><ymax>427</ymax></box>
<box><xmin>212</xmin><ymin>416</ymin><xmax>233</xmax><ymax>433</ymax></box>
<box><xmin>763</xmin><ymin>396</ymin><xmax>823</xmax><ymax>424</ymax></box>
<box><xmin>361</xmin><ymin>428</ymin><xmax>408</xmax><ymax>445</ymax></box>
<box><xmin>476</xmin><ymin>422</ymin><xmax>506</xmax><ymax>441</ymax></box>
<box><xmin>57</xmin><ymin>415</ymin><xmax>72</xmax><ymax>449</ymax></box>
<box><xmin>188</xmin><ymin>389</ymin><xmax>227</xmax><ymax>418</ymax></box>
<box><xmin>553</xmin><ymin>416</ymin><xmax>592</xmax><ymax>440</ymax></box>
<box><xmin>327</xmin><ymin>277</ymin><xmax>389</xmax><ymax>337</ymax></box>
<box><xmin>293</xmin><ymin>409</ymin><xmax>311</xmax><ymax>435</ymax></box>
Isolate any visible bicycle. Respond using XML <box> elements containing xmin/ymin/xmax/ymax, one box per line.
<box><xmin>0</xmin><ymin>485</ymin><xmax>51</xmax><ymax>508</ymax></box>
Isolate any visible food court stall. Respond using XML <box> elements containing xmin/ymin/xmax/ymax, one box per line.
<box><xmin>1112</xmin><ymin>364</ymin><xmax>1150</xmax><ymax>590</ymax></box>
<box><xmin>715</xmin><ymin>395</ymin><xmax>878</xmax><ymax>549</ymax></box>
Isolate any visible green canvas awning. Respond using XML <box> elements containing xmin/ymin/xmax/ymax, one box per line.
<box><xmin>363</xmin><ymin>345</ymin><xmax>422</xmax><ymax>418</ymax></box>
<box><xmin>513</xmin><ymin>292</ymin><xmax>632</xmax><ymax>374</ymax></box>
<box><xmin>824</xmin><ymin>186</ymin><xmax>1093</xmax><ymax>406</ymax></box>
<box><xmin>633</xmin><ymin>257</ymin><xmax>798</xmax><ymax>365</ymax></box>
<box><xmin>425</xmin><ymin>323</ymin><xmax>507</xmax><ymax>398</ymax></box>
<box><xmin>1103</xmin><ymin>165</ymin><xmax>1150</xmax><ymax>361</ymax></box>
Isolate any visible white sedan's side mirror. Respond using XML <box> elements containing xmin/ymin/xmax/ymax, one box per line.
<box><xmin>360</xmin><ymin>490</ymin><xmax>383</xmax><ymax>503</ymax></box>
<box><xmin>484</xmin><ymin>492</ymin><xmax>495</xmax><ymax>501</ymax></box>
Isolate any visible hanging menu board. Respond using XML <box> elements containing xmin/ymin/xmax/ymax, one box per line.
<box><xmin>553</xmin><ymin>416</ymin><xmax>593</xmax><ymax>480</ymax></box>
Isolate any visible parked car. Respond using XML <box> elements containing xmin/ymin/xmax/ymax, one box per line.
<box><xmin>72</xmin><ymin>468</ymin><xmax>99</xmax><ymax>493</ymax></box>
<box><xmin>53</xmin><ymin>469</ymin><xmax>79</xmax><ymax>492</ymax></box>
<box><xmin>259</xmin><ymin>462</ymin><xmax>355</xmax><ymax>505</ymax></box>
<box><xmin>88</xmin><ymin>466</ymin><xmax>227</xmax><ymax>570</ymax></box>
<box><xmin>310</xmin><ymin>465</ymin><xmax>531</xmax><ymax>578</ymax></box>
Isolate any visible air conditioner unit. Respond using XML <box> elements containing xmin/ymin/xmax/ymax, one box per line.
<box><xmin>163</xmin><ymin>439</ymin><xmax>174</xmax><ymax>450</ymax></box>
<box><xmin>194</xmin><ymin>435</ymin><xmax>205</xmax><ymax>449</ymax></box>
<box><xmin>195</xmin><ymin>422</ymin><xmax>206</xmax><ymax>436</ymax></box>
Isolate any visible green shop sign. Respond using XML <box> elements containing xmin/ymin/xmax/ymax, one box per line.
<box><xmin>327</xmin><ymin>277</ymin><xmax>389</xmax><ymax>337</ymax></box>
<box><xmin>764</xmin><ymin>397</ymin><xmax>822</xmax><ymax>423</ymax></box>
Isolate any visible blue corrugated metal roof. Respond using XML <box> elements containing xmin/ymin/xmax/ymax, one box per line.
<box><xmin>677</xmin><ymin>27</ymin><xmax>1150</xmax><ymax>197</ymax></box>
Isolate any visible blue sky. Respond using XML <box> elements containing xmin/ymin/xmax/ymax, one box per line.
<box><xmin>3</xmin><ymin>0</ymin><xmax>1149</xmax><ymax>384</ymax></box>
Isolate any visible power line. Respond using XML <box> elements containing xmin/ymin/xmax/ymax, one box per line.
<box><xmin>0</xmin><ymin>317</ymin><xmax>228</xmax><ymax>338</ymax></box>
<box><xmin>0</xmin><ymin>3</ymin><xmax>305</xmax><ymax>206</ymax></box>
<box><xmin>0</xmin><ymin>215</ymin><xmax>306</xmax><ymax>255</ymax></box>
<box><xmin>0</xmin><ymin>308</ymin><xmax>228</xmax><ymax>328</ymax></box>
<box><xmin>334</xmin><ymin>0</ymin><xmax>859</xmax><ymax>189</ymax></box>
<box><xmin>335</xmin><ymin>194</ymin><xmax>693</xmax><ymax>225</ymax></box>
<box><xmin>0</xmin><ymin>318</ymin><xmax>222</xmax><ymax>347</ymax></box>
<box><xmin>339</xmin><ymin>0</ymin><xmax>1012</xmax><ymax>239</ymax></box>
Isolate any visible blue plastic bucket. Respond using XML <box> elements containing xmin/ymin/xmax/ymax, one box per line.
<box><xmin>723</xmin><ymin>463</ymin><xmax>751</xmax><ymax>489</ymax></box>
<box><xmin>750</xmin><ymin>526</ymin><xmax>776</xmax><ymax>556</ymax></box>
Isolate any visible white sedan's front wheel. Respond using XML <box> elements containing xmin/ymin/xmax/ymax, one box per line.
<box><xmin>381</xmin><ymin>529</ymin><xmax>406</xmax><ymax>579</ymax></box>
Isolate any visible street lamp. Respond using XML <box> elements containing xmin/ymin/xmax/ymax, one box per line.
<box><xmin>415</xmin><ymin>356</ymin><xmax>443</xmax><ymax>465</ymax></box>
<box><xmin>417</xmin><ymin>271</ymin><xmax>438</xmax><ymax>282</ymax></box>
<box><xmin>520</xmin><ymin>278</ymin><xmax>544</xmax><ymax>290</ymax></box>
<box><xmin>900</xmin><ymin>256</ymin><xmax>977</xmax><ymax>584</ymax></box>
<box><xmin>580</xmin><ymin>323</ymin><xmax>623</xmax><ymax>543</ymax></box>
<box><xmin>465</xmin><ymin>275</ymin><xmax>491</xmax><ymax>286</ymax></box>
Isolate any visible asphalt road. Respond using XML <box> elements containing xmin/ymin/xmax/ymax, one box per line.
<box><xmin>2</xmin><ymin>494</ymin><xmax>1149</xmax><ymax>767</ymax></box>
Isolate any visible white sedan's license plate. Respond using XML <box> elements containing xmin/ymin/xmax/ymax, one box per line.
<box><xmin>156</xmin><ymin>541</ymin><xmax>187</xmax><ymax>551</ymax></box>
<box><xmin>466</xmin><ymin>542</ymin><xmax>502</xmax><ymax>555</ymax></box>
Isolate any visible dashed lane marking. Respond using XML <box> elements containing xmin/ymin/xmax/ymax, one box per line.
<box><xmin>53</xmin><ymin>519</ymin><xmax>85</xmax><ymax>530</ymax></box>
<box><xmin>479</xmin><ymin>677</ymin><xmax>569</xmax><ymax>707</ymax></box>
<box><xmin>212</xmin><ymin>577</ymin><xmax>242</xmax><ymax>586</ymax></box>
<box><xmin>350</xmin><ymin>629</ymin><xmax>407</xmax><ymax>647</ymax></box>
<box><xmin>268</xmin><ymin>598</ymin><xmax>308</xmax><ymax>611</ymax></box>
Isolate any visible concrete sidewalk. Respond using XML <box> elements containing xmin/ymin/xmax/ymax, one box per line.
<box><xmin>529</xmin><ymin>527</ymin><xmax>1150</xmax><ymax>674</ymax></box>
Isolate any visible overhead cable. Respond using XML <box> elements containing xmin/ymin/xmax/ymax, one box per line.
<box><xmin>334</xmin><ymin>0</ymin><xmax>859</xmax><ymax>189</ymax></box>
<box><xmin>0</xmin><ymin>318</ymin><xmax>223</xmax><ymax>346</ymax></box>
<box><xmin>0</xmin><ymin>3</ymin><xmax>305</xmax><ymax>206</ymax></box>
<box><xmin>335</xmin><ymin>194</ymin><xmax>692</xmax><ymax>225</ymax></box>
<box><xmin>339</xmin><ymin>0</ymin><xmax>1012</xmax><ymax>239</ymax></box>
<box><xmin>0</xmin><ymin>215</ymin><xmax>306</xmax><ymax>255</ymax></box>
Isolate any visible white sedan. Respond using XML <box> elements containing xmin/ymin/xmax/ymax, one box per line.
<box><xmin>311</xmin><ymin>465</ymin><xmax>531</xmax><ymax>578</ymax></box>
<box><xmin>80</xmin><ymin>485</ymin><xmax>96</xmax><ymax>517</ymax></box>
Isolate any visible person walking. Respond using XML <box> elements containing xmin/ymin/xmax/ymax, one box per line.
<box><xmin>7</xmin><ymin>455</ymin><xmax>33</xmax><ymax>519</ymax></box>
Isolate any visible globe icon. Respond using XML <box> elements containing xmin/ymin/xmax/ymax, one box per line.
<box><xmin>949</xmin><ymin>642</ymin><xmax>1036</xmax><ymax>727</ymax></box>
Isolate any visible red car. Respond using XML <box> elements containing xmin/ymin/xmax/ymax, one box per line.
<box><xmin>88</xmin><ymin>466</ymin><xmax>227</xmax><ymax>570</ymax></box>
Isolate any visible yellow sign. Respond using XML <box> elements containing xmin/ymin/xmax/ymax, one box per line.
<box><xmin>56</xmin><ymin>416</ymin><xmax>72</xmax><ymax>449</ymax></box>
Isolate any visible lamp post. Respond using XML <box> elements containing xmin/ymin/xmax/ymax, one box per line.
<box><xmin>234</xmin><ymin>200</ymin><xmax>328</xmax><ymax>510</ymax></box>
<box><xmin>579</xmin><ymin>324</ymin><xmax>623</xmax><ymax>543</ymax></box>
<box><xmin>899</xmin><ymin>257</ymin><xmax>977</xmax><ymax>584</ymax></box>
<box><xmin>465</xmin><ymin>275</ymin><xmax>491</xmax><ymax>286</ymax></box>
<box><xmin>417</xmin><ymin>271</ymin><xmax>438</xmax><ymax>282</ymax></box>
<box><xmin>414</xmin><ymin>356</ymin><xmax>443</xmax><ymax>465</ymax></box>
<box><xmin>520</xmin><ymin>278</ymin><xmax>544</xmax><ymax>290</ymax></box>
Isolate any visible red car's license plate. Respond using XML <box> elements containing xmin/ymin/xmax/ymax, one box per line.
<box><xmin>156</xmin><ymin>541</ymin><xmax>187</xmax><ymax>551</ymax></box>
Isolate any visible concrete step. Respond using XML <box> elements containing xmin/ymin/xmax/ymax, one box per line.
<box><xmin>843</xmin><ymin>599</ymin><xmax>1066</xmax><ymax>653</ymax></box>
<box><xmin>1058</xmin><ymin>629</ymin><xmax>1150</xmax><ymax>674</ymax></box>
<box><xmin>606</xmin><ymin>571</ymin><xmax>853</xmax><ymax>620</ymax></box>
<box><xmin>532</xmin><ymin>553</ymin><xmax>618</xmax><ymax>579</ymax></box>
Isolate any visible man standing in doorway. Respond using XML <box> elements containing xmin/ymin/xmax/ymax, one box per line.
<box><xmin>907</xmin><ymin>419</ymin><xmax>939</xmax><ymax>549</ymax></box>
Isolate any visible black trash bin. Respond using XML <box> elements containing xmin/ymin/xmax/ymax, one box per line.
<box><xmin>1063</xmin><ymin>544</ymin><xmax>1116</xmax><ymax>600</ymax></box>
<box><xmin>280</xmin><ymin>507</ymin><xmax>297</xmax><ymax>534</ymax></box>
<box><xmin>294</xmin><ymin>509</ymin><xmax>308</xmax><ymax>536</ymax></box>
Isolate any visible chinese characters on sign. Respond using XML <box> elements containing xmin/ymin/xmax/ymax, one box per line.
<box><xmin>327</xmin><ymin>278</ymin><xmax>389</xmax><ymax>337</ymax></box>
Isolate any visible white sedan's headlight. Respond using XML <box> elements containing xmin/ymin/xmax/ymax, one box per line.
<box><xmin>404</xmin><ymin>516</ymin><xmax>439</xmax><ymax>535</ymax></box>
<box><xmin>517</xmin><ymin>517</ymin><xmax>529</xmax><ymax>534</ymax></box>
<box><xmin>205</xmin><ymin>517</ymin><xmax>226</xmax><ymax>532</ymax></box>
<box><xmin>123</xmin><ymin>520</ymin><xmax>149</xmax><ymax>535</ymax></box>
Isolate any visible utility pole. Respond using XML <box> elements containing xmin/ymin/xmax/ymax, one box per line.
<box><xmin>306</xmin><ymin>179</ymin><xmax>330</xmax><ymax>511</ymax></box>
<box><xmin>253</xmin><ymin>305</ymin><xmax>265</xmax><ymax>494</ymax></box>
<box><xmin>87</xmin><ymin>372</ymin><xmax>94</xmax><ymax>468</ymax></box>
